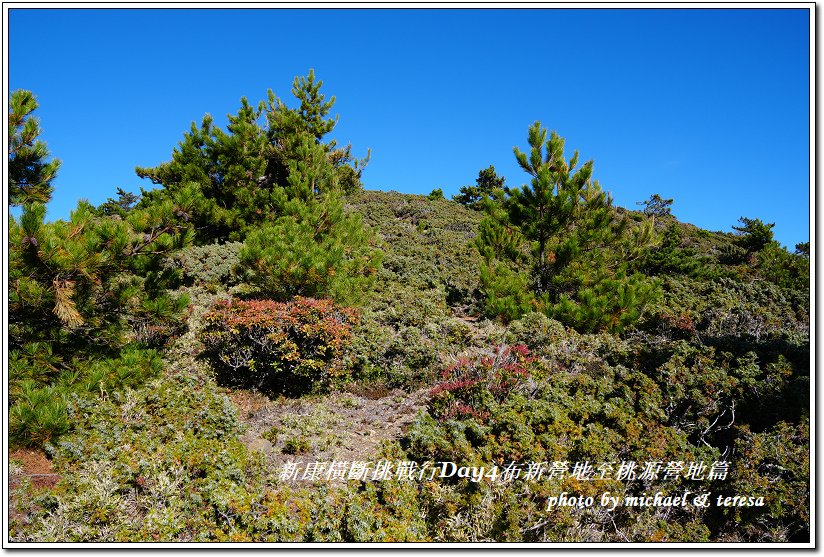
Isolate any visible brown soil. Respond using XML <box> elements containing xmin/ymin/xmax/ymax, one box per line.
<box><xmin>9</xmin><ymin>448</ymin><xmax>59</xmax><ymax>490</ymax></box>
<box><xmin>8</xmin><ymin>448</ymin><xmax>60</xmax><ymax>530</ymax></box>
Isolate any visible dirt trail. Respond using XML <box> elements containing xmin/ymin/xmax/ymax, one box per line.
<box><xmin>228</xmin><ymin>387</ymin><xmax>429</xmax><ymax>473</ymax></box>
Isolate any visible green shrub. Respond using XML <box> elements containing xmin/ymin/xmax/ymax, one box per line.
<box><xmin>342</xmin><ymin>284</ymin><xmax>476</xmax><ymax>390</ymax></box>
<box><xmin>162</xmin><ymin>242</ymin><xmax>242</xmax><ymax>286</ymax></box>
<box><xmin>129</xmin><ymin>290</ymin><xmax>191</xmax><ymax>348</ymax></box>
<box><xmin>506</xmin><ymin>312</ymin><xmax>567</xmax><ymax>354</ymax></box>
<box><xmin>200</xmin><ymin>297</ymin><xmax>359</xmax><ymax>396</ymax></box>
<box><xmin>347</xmin><ymin>190</ymin><xmax>484</xmax><ymax>313</ymax></box>
<box><xmin>755</xmin><ymin>243</ymin><xmax>809</xmax><ymax>292</ymax></box>
<box><xmin>635</xmin><ymin>225</ymin><xmax>718</xmax><ymax>278</ymax></box>
<box><xmin>283</xmin><ymin>436</ymin><xmax>312</xmax><ymax>454</ymax></box>
<box><xmin>9</xmin><ymin>348</ymin><xmax>163</xmax><ymax>448</ymax></box>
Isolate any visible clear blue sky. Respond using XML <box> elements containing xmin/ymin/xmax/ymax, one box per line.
<box><xmin>8</xmin><ymin>7</ymin><xmax>811</xmax><ymax>248</ymax></box>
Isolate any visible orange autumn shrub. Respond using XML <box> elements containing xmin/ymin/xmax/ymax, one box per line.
<box><xmin>200</xmin><ymin>297</ymin><xmax>358</xmax><ymax>396</ymax></box>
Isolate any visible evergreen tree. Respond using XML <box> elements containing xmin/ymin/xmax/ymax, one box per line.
<box><xmin>237</xmin><ymin>193</ymin><xmax>381</xmax><ymax>306</ymax></box>
<box><xmin>266</xmin><ymin>70</ymin><xmax>368</xmax><ymax>196</ymax></box>
<box><xmin>266</xmin><ymin>69</ymin><xmax>337</xmax><ymax>144</ymax></box>
<box><xmin>477</xmin><ymin>122</ymin><xmax>659</xmax><ymax>331</ymax></box>
<box><xmin>7</xmin><ymin>92</ymin><xmax>193</xmax><ymax>448</ymax></box>
<box><xmin>636</xmin><ymin>224</ymin><xmax>708</xmax><ymax>278</ymax></box>
<box><xmin>8</xmin><ymin>90</ymin><xmax>61</xmax><ymax>206</ymax></box>
<box><xmin>755</xmin><ymin>242</ymin><xmax>810</xmax><ymax>292</ymax></box>
<box><xmin>95</xmin><ymin>187</ymin><xmax>140</xmax><ymax>217</ymax></box>
<box><xmin>137</xmin><ymin>97</ymin><xmax>272</xmax><ymax>241</ymax></box>
<box><xmin>8</xmin><ymin>92</ymin><xmax>193</xmax><ymax>357</ymax></box>
<box><xmin>733</xmin><ymin>217</ymin><xmax>775</xmax><ymax>253</ymax></box>
<box><xmin>637</xmin><ymin>193</ymin><xmax>673</xmax><ymax>217</ymax></box>
<box><xmin>453</xmin><ymin>165</ymin><xmax>505</xmax><ymax>209</ymax></box>
<box><xmin>9</xmin><ymin>197</ymin><xmax>193</xmax><ymax>354</ymax></box>
<box><xmin>136</xmin><ymin>71</ymin><xmax>368</xmax><ymax>242</ymax></box>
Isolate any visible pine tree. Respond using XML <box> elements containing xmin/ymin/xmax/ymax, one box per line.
<box><xmin>9</xmin><ymin>198</ymin><xmax>193</xmax><ymax>353</ymax></box>
<box><xmin>637</xmin><ymin>193</ymin><xmax>674</xmax><ymax>217</ymax></box>
<box><xmin>95</xmin><ymin>187</ymin><xmax>140</xmax><ymax>217</ymax></box>
<box><xmin>136</xmin><ymin>97</ymin><xmax>273</xmax><ymax>241</ymax></box>
<box><xmin>266</xmin><ymin>70</ymin><xmax>368</xmax><ymax>196</ymax></box>
<box><xmin>266</xmin><ymin>69</ymin><xmax>337</xmax><ymax>143</ymax></box>
<box><xmin>136</xmin><ymin>71</ymin><xmax>368</xmax><ymax>242</ymax></box>
<box><xmin>8</xmin><ymin>196</ymin><xmax>192</xmax><ymax>447</ymax></box>
<box><xmin>636</xmin><ymin>224</ymin><xmax>707</xmax><ymax>278</ymax></box>
<box><xmin>427</xmin><ymin>188</ymin><xmax>445</xmax><ymax>200</ymax></box>
<box><xmin>7</xmin><ymin>93</ymin><xmax>196</xmax><ymax>448</ymax></box>
<box><xmin>8</xmin><ymin>90</ymin><xmax>61</xmax><ymax>206</ymax></box>
<box><xmin>238</xmin><ymin>193</ymin><xmax>381</xmax><ymax>306</ymax></box>
<box><xmin>477</xmin><ymin>122</ymin><xmax>659</xmax><ymax>332</ymax></box>
<box><xmin>733</xmin><ymin>217</ymin><xmax>775</xmax><ymax>253</ymax></box>
<box><xmin>8</xmin><ymin>93</ymin><xmax>194</xmax><ymax>356</ymax></box>
<box><xmin>453</xmin><ymin>165</ymin><xmax>505</xmax><ymax>209</ymax></box>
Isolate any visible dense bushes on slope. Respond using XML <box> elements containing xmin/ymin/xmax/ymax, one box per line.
<box><xmin>8</xmin><ymin>84</ymin><xmax>809</xmax><ymax>542</ymax></box>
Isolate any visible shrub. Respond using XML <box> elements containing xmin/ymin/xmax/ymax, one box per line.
<box><xmin>200</xmin><ymin>297</ymin><xmax>359</xmax><ymax>396</ymax></box>
<box><xmin>429</xmin><ymin>345</ymin><xmax>535</xmax><ymax>423</ymax></box>
<box><xmin>162</xmin><ymin>242</ymin><xmax>243</xmax><ymax>286</ymax></box>
<box><xmin>755</xmin><ymin>243</ymin><xmax>810</xmax><ymax>292</ymax></box>
<box><xmin>9</xmin><ymin>348</ymin><xmax>163</xmax><ymax>448</ymax></box>
<box><xmin>283</xmin><ymin>436</ymin><xmax>312</xmax><ymax>454</ymax></box>
<box><xmin>635</xmin><ymin>225</ymin><xmax>715</xmax><ymax>278</ymax></box>
<box><xmin>342</xmin><ymin>283</ymin><xmax>477</xmax><ymax>390</ymax></box>
<box><xmin>506</xmin><ymin>312</ymin><xmax>567</xmax><ymax>355</ymax></box>
<box><xmin>346</xmin><ymin>190</ymin><xmax>484</xmax><ymax>312</ymax></box>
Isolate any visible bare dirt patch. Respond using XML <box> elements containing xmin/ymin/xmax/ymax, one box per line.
<box><xmin>225</xmin><ymin>388</ymin><xmax>271</xmax><ymax>419</ymax></box>
<box><xmin>230</xmin><ymin>387</ymin><xmax>429</xmax><ymax>474</ymax></box>
<box><xmin>8</xmin><ymin>448</ymin><xmax>60</xmax><ymax>531</ymax></box>
<box><xmin>9</xmin><ymin>448</ymin><xmax>59</xmax><ymax>490</ymax></box>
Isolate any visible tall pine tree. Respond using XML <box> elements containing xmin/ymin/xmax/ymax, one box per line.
<box><xmin>137</xmin><ymin>70</ymin><xmax>368</xmax><ymax>242</ymax></box>
<box><xmin>136</xmin><ymin>72</ymin><xmax>381</xmax><ymax>303</ymax></box>
<box><xmin>8</xmin><ymin>91</ymin><xmax>193</xmax><ymax>358</ymax></box>
<box><xmin>477</xmin><ymin>121</ymin><xmax>659</xmax><ymax>332</ymax></box>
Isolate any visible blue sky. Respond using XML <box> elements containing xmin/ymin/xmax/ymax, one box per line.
<box><xmin>8</xmin><ymin>7</ymin><xmax>811</xmax><ymax>248</ymax></box>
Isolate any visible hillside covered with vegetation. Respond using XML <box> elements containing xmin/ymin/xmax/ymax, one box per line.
<box><xmin>7</xmin><ymin>74</ymin><xmax>810</xmax><ymax>543</ymax></box>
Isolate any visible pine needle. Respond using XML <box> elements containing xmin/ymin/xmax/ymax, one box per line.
<box><xmin>52</xmin><ymin>279</ymin><xmax>83</xmax><ymax>327</ymax></box>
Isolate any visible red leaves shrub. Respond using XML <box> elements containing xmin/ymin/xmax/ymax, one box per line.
<box><xmin>429</xmin><ymin>344</ymin><xmax>534</xmax><ymax>422</ymax></box>
<box><xmin>199</xmin><ymin>297</ymin><xmax>359</xmax><ymax>396</ymax></box>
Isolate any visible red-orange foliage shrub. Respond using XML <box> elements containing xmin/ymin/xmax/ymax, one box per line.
<box><xmin>429</xmin><ymin>344</ymin><xmax>535</xmax><ymax>422</ymax></box>
<box><xmin>200</xmin><ymin>297</ymin><xmax>359</xmax><ymax>396</ymax></box>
